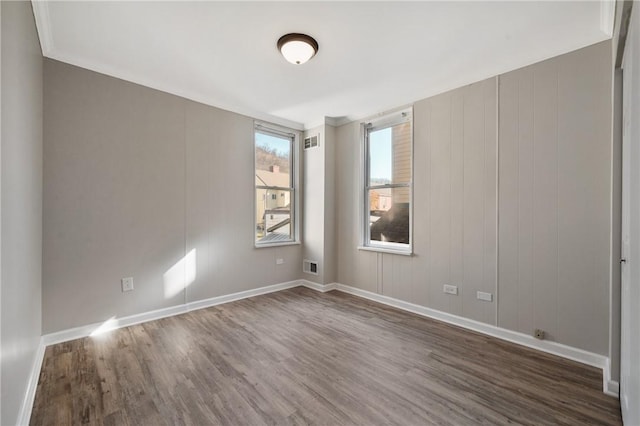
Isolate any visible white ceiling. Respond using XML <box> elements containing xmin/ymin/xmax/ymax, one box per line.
<box><xmin>33</xmin><ymin>1</ymin><xmax>614</xmax><ymax>130</ymax></box>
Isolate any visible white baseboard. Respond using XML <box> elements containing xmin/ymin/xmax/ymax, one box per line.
<box><xmin>42</xmin><ymin>279</ymin><xmax>303</xmax><ymax>346</ymax></box>
<box><xmin>300</xmin><ymin>280</ymin><xmax>336</xmax><ymax>292</ymax></box>
<box><xmin>25</xmin><ymin>279</ymin><xmax>302</xmax><ymax>423</ymax></box>
<box><xmin>29</xmin><ymin>277</ymin><xmax>615</xmax><ymax>426</ymax></box>
<box><xmin>329</xmin><ymin>282</ymin><xmax>614</xmax><ymax>395</ymax></box>
<box><xmin>185</xmin><ymin>280</ymin><xmax>302</xmax><ymax>311</ymax></box>
<box><xmin>604</xmin><ymin>358</ymin><xmax>621</xmax><ymax>397</ymax></box>
<box><xmin>16</xmin><ymin>337</ymin><xmax>46</xmax><ymax>426</ymax></box>
<box><xmin>605</xmin><ymin>380</ymin><xmax>620</xmax><ymax>397</ymax></box>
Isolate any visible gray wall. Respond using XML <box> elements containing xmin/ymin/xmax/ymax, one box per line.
<box><xmin>335</xmin><ymin>41</ymin><xmax>613</xmax><ymax>355</ymax></box>
<box><xmin>336</xmin><ymin>79</ymin><xmax>497</xmax><ymax>325</ymax></box>
<box><xmin>499</xmin><ymin>41</ymin><xmax>612</xmax><ymax>354</ymax></box>
<box><xmin>43</xmin><ymin>59</ymin><xmax>302</xmax><ymax>333</ymax></box>
<box><xmin>0</xmin><ymin>1</ymin><xmax>43</xmax><ymax>424</ymax></box>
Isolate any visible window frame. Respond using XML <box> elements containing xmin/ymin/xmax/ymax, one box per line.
<box><xmin>254</xmin><ymin>122</ymin><xmax>300</xmax><ymax>248</ymax></box>
<box><xmin>359</xmin><ymin>108</ymin><xmax>414</xmax><ymax>255</ymax></box>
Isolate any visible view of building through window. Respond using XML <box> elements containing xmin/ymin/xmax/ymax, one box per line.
<box><xmin>366</xmin><ymin>117</ymin><xmax>412</xmax><ymax>248</ymax></box>
<box><xmin>255</xmin><ymin>130</ymin><xmax>294</xmax><ymax>244</ymax></box>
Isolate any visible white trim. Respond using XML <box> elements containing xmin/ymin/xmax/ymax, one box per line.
<box><xmin>300</xmin><ymin>280</ymin><xmax>336</xmax><ymax>293</ymax></box>
<box><xmin>42</xmin><ymin>304</ymin><xmax>188</xmax><ymax>346</ymax></box>
<box><xmin>46</xmin><ymin>49</ymin><xmax>305</xmax><ymax>131</ymax></box>
<box><xmin>606</xmin><ymin>380</ymin><xmax>620</xmax><ymax>398</ymax></box>
<box><xmin>42</xmin><ymin>279</ymin><xmax>303</xmax><ymax>346</ymax></box>
<box><xmin>254</xmin><ymin>241</ymin><xmax>301</xmax><ymax>249</ymax></box>
<box><xmin>31</xmin><ymin>0</ymin><xmax>53</xmax><ymax>56</ymax></box>
<box><xmin>254</xmin><ymin>122</ymin><xmax>301</xmax><ymax>248</ymax></box>
<box><xmin>186</xmin><ymin>280</ymin><xmax>301</xmax><ymax>311</ymax></box>
<box><xmin>16</xmin><ymin>338</ymin><xmax>46</xmax><ymax>426</ymax></box>
<box><xmin>28</xmin><ymin>277</ymin><xmax>615</xmax><ymax>426</ymax></box>
<box><xmin>305</xmin><ymin>116</ymin><xmax>344</xmax><ymax>130</ymax></box>
<box><xmin>324</xmin><ymin>117</ymin><xmax>340</xmax><ymax>128</ymax></box>
<box><xmin>357</xmin><ymin>245</ymin><xmax>413</xmax><ymax>256</ymax></box>
<box><xmin>361</xmin><ymin>107</ymin><xmax>414</xmax><ymax>253</ymax></box>
<box><xmin>600</xmin><ymin>0</ymin><xmax>615</xmax><ymax>37</ymax></box>
<box><xmin>331</xmin><ymin>282</ymin><xmax>612</xmax><ymax>393</ymax></box>
<box><xmin>604</xmin><ymin>358</ymin><xmax>621</xmax><ymax>397</ymax></box>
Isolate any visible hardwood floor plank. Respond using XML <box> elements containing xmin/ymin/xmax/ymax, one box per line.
<box><xmin>31</xmin><ymin>287</ymin><xmax>622</xmax><ymax>425</ymax></box>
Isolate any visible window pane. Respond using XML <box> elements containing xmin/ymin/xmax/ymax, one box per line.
<box><xmin>256</xmin><ymin>132</ymin><xmax>291</xmax><ymax>186</ymax></box>
<box><xmin>256</xmin><ymin>188</ymin><xmax>292</xmax><ymax>243</ymax></box>
<box><xmin>368</xmin><ymin>188</ymin><xmax>409</xmax><ymax>244</ymax></box>
<box><xmin>369</xmin><ymin>122</ymin><xmax>411</xmax><ymax>186</ymax></box>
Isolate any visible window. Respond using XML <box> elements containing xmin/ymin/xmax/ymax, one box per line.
<box><xmin>362</xmin><ymin>109</ymin><xmax>413</xmax><ymax>253</ymax></box>
<box><xmin>255</xmin><ymin>123</ymin><xmax>298</xmax><ymax>246</ymax></box>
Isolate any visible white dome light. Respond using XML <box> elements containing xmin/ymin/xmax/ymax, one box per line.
<box><xmin>277</xmin><ymin>33</ymin><xmax>319</xmax><ymax>65</ymax></box>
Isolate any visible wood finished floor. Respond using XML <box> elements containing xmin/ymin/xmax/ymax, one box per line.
<box><xmin>31</xmin><ymin>287</ymin><xmax>622</xmax><ymax>426</ymax></box>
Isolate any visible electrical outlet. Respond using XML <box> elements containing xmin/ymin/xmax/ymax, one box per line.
<box><xmin>534</xmin><ymin>329</ymin><xmax>545</xmax><ymax>340</ymax></box>
<box><xmin>121</xmin><ymin>277</ymin><xmax>134</xmax><ymax>292</ymax></box>
<box><xmin>276</xmin><ymin>258</ymin><xmax>284</xmax><ymax>265</ymax></box>
<box><xmin>476</xmin><ymin>291</ymin><xmax>493</xmax><ymax>302</ymax></box>
<box><xmin>443</xmin><ymin>284</ymin><xmax>458</xmax><ymax>295</ymax></box>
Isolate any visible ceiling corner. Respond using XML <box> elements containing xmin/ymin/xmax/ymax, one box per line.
<box><xmin>32</xmin><ymin>1</ymin><xmax>53</xmax><ymax>56</ymax></box>
<box><xmin>324</xmin><ymin>117</ymin><xmax>343</xmax><ymax>128</ymax></box>
<box><xmin>601</xmin><ymin>0</ymin><xmax>616</xmax><ymax>37</ymax></box>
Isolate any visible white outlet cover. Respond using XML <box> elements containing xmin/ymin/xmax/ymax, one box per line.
<box><xmin>477</xmin><ymin>291</ymin><xmax>493</xmax><ymax>302</ymax></box>
<box><xmin>121</xmin><ymin>277</ymin><xmax>134</xmax><ymax>292</ymax></box>
<box><xmin>276</xmin><ymin>258</ymin><xmax>284</xmax><ymax>265</ymax></box>
<box><xmin>443</xmin><ymin>284</ymin><xmax>458</xmax><ymax>295</ymax></box>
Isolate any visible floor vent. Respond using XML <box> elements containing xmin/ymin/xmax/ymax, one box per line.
<box><xmin>303</xmin><ymin>259</ymin><xmax>319</xmax><ymax>275</ymax></box>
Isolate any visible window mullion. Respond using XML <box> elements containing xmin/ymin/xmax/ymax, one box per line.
<box><xmin>256</xmin><ymin>185</ymin><xmax>294</xmax><ymax>191</ymax></box>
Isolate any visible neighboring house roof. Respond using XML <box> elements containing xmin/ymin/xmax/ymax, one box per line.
<box><xmin>256</xmin><ymin>170</ymin><xmax>290</xmax><ymax>188</ymax></box>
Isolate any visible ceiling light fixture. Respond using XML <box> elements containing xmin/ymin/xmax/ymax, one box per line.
<box><xmin>277</xmin><ymin>33</ymin><xmax>319</xmax><ymax>65</ymax></box>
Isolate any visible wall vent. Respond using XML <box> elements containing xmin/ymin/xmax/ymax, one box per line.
<box><xmin>303</xmin><ymin>259</ymin><xmax>319</xmax><ymax>275</ymax></box>
<box><xmin>304</xmin><ymin>135</ymin><xmax>319</xmax><ymax>150</ymax></box>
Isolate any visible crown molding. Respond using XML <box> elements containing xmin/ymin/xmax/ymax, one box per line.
<box><xmin>601</xmin><ymin>0</ymin><xmax>616</xmax><ymax>37</ymax></box>
<box><xmin>31</xmin><ymin>1</ymin><xmax>53</xmax><ymax>56</ymax></box>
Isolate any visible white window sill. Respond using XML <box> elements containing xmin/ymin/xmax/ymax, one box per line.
<box><xmin>255</xmin><ymin>241</ymin><xmax>301</xmax><ymax>249</ymax></box>
<box><xmin>357</xmin><ymin>246</ymin><xmax>413</xmax><ymax>256</ymax></box>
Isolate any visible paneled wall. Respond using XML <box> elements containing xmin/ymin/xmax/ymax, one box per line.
<box><xmin>498</xmin><ymin>41</ymin><xmax>612</xmax><ymax>354</ymax></box>
<box><xmin>336</xmin><ymin>79</ymin><xmax>497</xmax><ymax>325</ymax></box>
<box><xmin>335</xmin><ymin>41</ymin><xmax>612</xmax><ymax>355</ymax></box>
<box><xmin>43</xmin><ymin>59</ymin><xmax>302</xmax><ymax>333</ymax></box>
